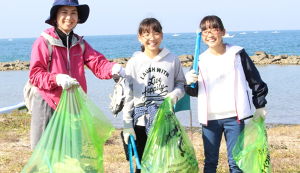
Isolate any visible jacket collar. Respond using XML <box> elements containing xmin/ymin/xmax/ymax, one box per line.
<box><xmin>42</xmin><ymin>27</ymin><xmax>82</xmax><ymax>48</ymax></box>
<box><xmin>55</xmin><ymin>28</ymin><xmax>74</xmax><ymax>48</ymax></box>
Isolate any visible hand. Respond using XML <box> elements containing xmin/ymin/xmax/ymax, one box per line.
<box><xmin>112</xmin><ymin>64</ymin><xmax>125</xmax><ymax>77</ymax></box>
<box><xmin>56</xmin><ymin>74</ymin><xmax>79</xmax><ymax>90</ymax></box>
<box><xmin>166</xmin><ymin>92</ymin><xmax>178</xmax><ymax>105</ymax></box>
<box><xmin>123</xmin><ymin>128</ymin><xmax>136</xmax><ymax>145</ymax></box>
<box><xmin>254</xmin><ymin>107</ymin><xmax>267</xmax><ymax>120</ymax></box>
<box><xmin>185</xmin><ymin>69</ymin><xmax>198</xmax><ymax>85</ymax></box>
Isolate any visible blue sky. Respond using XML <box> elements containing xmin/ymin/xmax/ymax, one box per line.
<box><xmin>1</xmin><ymin>0</ymin><xmax>299</xmax><ymax>39</ymax></box>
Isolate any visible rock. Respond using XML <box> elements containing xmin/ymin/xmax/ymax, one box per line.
<box><xmin>1</xmin><ymin>53</ymin><xmax>300</xmax><ymax>71</ymax></box>
<box><xmin>254</xmin><ymin>51</ymin><xmax>268</xmax><ymax>56</ymax></box>
<box><xmin>0</xmin><ymin>61</ymin><xmax>30</xmax><ymax>71</ymax></box>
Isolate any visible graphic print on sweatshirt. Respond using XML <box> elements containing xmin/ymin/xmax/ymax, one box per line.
<box><xmin>140</xmin><ymin>66</ymin><xmax>169</xmax><ymax>105</ymax></box>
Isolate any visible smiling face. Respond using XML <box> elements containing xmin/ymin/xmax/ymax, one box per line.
<box><xmin>56</xmin><ymin>6</ymin><xmax>78</xmax><ymax>34</ymax></box>
<box><xmin>201</xmin><ymin>24</ymin><xmax>225</xmax><ymax>49</ymax></box>
<box><xmin>138</xmin><ymin>30</ymin><xmax>163</xmax><ymax>53</ymax></box>
<box><xmin>137</xmin><ymin>18</ymin><xmax>163</xmax><ymax>57</ymax></box>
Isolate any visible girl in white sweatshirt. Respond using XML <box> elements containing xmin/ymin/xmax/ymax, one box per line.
<box><xmin>122</xmin><ymin>18</ymin><xmax>185</xmax><ymax>173</ymax></box>
<box><xmin>185</xmin><ymin>15</ymin><xmax>268</xmax><ymax>173</ymax></box>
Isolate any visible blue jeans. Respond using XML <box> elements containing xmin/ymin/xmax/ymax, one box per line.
<box><xmin>202</xmin><ymin>117</ymin><xmax>244</xmax><ymax>173</ymax></box>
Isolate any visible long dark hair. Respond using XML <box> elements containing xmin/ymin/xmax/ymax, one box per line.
<box><xmin>138</xmin><ymin>18</ymin><xmax>163</xmax><ymax>51</ymax></box>
<box><xmin>199</xmin><ymin>15</ymin><xmax>225</xmax><ymax>32</ymax></box>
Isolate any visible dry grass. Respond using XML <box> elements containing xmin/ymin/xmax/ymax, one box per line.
<box><xmin>0</xmin><ymin>111</ymin><xmax>299</xmax><ymax>173</ymax></box>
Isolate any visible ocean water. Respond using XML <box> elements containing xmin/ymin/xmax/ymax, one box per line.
<box><xmin>0</xmin><ymin>66</ymin><xmax>299</xmax><ymax>127</ymax></box>
<box><xmin>0</xmin><ymin>30</ymin><xmax>299</xmax><ymax>62</ymax></box>
<box><xmin>0</xmin><ymin>30</ymin><xmax>299</xmax><ymax>127</ymax></box>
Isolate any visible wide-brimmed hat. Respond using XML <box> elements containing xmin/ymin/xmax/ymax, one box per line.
<box><xmin>45</xmin><ymin>0</ymin><xmax>90</xmax><ymax>26</ymax></box>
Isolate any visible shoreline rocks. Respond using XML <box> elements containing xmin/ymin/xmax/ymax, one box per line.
<box><xmin>1</xmin><ymin>52</ymin><xmax>299</xmax><ymax>71</ymax></box>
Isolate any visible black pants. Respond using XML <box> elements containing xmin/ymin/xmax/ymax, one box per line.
<box><xmin>134</xmin><ymin>125</ymin><xmax>147</xmax><ymax>173</ymax></box>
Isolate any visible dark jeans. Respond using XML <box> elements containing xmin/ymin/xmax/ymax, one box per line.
<box><xmin>202</xmin><ymin>117</ymin><xmax>244</xmax><ymax>173</ymax></box>
<box><xmin>134</xmin><ymin>125</ymin><xmax>147</xmax><ymax>173</ymax></box>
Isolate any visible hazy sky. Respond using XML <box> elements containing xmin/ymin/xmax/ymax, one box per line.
<box><xmin>1</xmin><ymin>0</ymin><xmax>299</xmax><ymax>38</ymax></box>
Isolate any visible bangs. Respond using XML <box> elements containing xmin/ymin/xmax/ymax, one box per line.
<box><xmin>138</xmin><ymin>18</ymin><xmax>162</xmax><ymax>34</ymax></box>
<box><xmin>200</xmin><ymin>16</ymin><xmax>224</xmax><ymax>31</ymax></box>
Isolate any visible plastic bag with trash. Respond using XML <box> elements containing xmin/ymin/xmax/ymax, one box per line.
<box><xmin>232</xmin><ymin>116</ymin><xmax>271</xmax><ymax>173</ymax></box>
<box><xmin>22</xmin><ymin>87</ymin><xmax>114</xmax><ymax>173</ymax></box>
<box><xmin>141</xmin><ymin>98</ymin><xmax>199</xmax><ymax>173</ymax></box>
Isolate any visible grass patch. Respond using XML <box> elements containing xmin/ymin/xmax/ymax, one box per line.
<box><xmin>1</xmin><ymin>111</ymin><xmax>299</xmax><ymax>172</ymax></box>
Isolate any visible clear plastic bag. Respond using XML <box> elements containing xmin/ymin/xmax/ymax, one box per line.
<box><xmin>22</xmin><ymin>87</ymin><xmax>114</xmax><ymax>172</ymax></box>
<box><xmin>141</xmin><ymin>98</ymin><xmax>199</xmax><ymax>173</ymax></box>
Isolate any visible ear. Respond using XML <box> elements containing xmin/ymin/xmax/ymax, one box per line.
<box><xmin>221</xmin><ymin>29</ymin><xmax>226</xmax><ymax>36</ymax></box>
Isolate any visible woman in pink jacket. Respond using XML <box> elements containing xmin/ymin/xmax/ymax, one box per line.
<box><xmin>29</xmin><ymin>0</ymin><xmax>124</xmax><ymax>149</ymax></box>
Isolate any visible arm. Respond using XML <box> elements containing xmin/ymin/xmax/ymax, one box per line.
<box><xmin>168</xmin><ymin>57</ymin><xmax>186</xmax><ymax>101</ymax></box>
<box><xmin>83</xmin><ymin>41</ymin><xmax>116</xmax><ymax>79</ymax></box>
<box><xmin>184</xmin><ymin>83</ymin><xmax>198</xmax><ymax>97</ymax></box>
<box><xmin>240</xmin><ymin>49</ymin><xmax>268</xmax><ymax>108</ymax></box>
<box><xmin>184</xmin><ymin>67</ymin><xmax>198</xmax><ymax>97</ymax></box>
<box><xmin>122</xmin><ymin>62</ymin><xmax>134</xmax><ymax>129</ymax></box>
<box><xmin>29</xmin><ymin>37</ymin><xmax>58</xmax><ymax>90</ymax></box>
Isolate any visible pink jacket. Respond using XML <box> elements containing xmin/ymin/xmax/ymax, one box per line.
<box><xmin>29</xmin><ymin>27</ymin><xmax>115</xmax><ymax>109</ymax></box>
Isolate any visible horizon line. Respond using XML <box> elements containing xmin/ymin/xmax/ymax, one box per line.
<box><xmin>1</xmin><ymin>29</ymin><xmax>300</xmax><ymax>39</ymax></box>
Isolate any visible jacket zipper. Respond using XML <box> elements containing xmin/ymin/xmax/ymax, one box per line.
<box><xmin>66</xmin><ymin>34</ymin><xmax>71</xmax><ymax>75</ymax></box>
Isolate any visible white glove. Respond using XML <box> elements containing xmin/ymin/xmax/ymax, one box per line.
<box><xmin>56</xmin><ymin>74</ymin><xmax>79</xmax><ymax>90</ymax></box>
<box><xmin>112</xmin><ymin>64</ymin><xmax>125</xmax><ymax>77</ymax></box>
<box><xmin>166</xmin><ymin>92</ymin><xmax>178</xmax><ymax>105</ymax></box>
<box><xmin>254</xmin><ymin>107</ymin><xmax>267</xmax><ymax>120</ymax></box>
<box><xmin>123</xmin><ymin>128</ymin><xmax>136</xmax><ymax>145</ymax></box>
<box><xmin>185</xmin><ymin>69</ymin><xmax>198</xmax><ymax>85</ymax></box>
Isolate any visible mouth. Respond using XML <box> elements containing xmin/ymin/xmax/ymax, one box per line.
<box><xmin>206</xmin><ymin>37</ymin><xmax>217</xmax><ymax>44</ymax></box>
<box><xmin>64</xmin><ymin>21</ymin><xmax>74</xmax><ymax>26</ymax></box>
<box><xmin>148</xmin><ymin>42</ymin><xmax>158</xmax><ymax>47</ymax></box>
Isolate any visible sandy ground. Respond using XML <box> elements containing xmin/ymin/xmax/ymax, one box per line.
<box><xmin>0</xmin><ymin>112</ymin><xmax>300</xmax><ymax>173</ymax></box>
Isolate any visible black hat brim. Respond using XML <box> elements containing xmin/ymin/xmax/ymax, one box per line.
<box><xmin>45</xmin><ymin>4</ymin><xmax>89</xmax><ymax>26</ymax></box>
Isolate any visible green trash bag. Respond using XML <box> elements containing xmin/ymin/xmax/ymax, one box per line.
<box><xmin>141</xmin><ymin>98</ymin><xmax>199</xmax><ymax>173</ymax></box>
<box><xmin>22</xmin><ymin>87</ymin><xmax>114</xmax><ymax>173</ymax></box>
<box><xmin>232</xmin><ymin>116</ymin><xmax>271</xmax><ymax>173</ymax></box>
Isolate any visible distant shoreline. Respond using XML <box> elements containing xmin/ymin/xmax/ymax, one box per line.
<box><xmin>1</xmin><ymin>51</ymin><xmax>299</xmax><ymax>71</ymax></box>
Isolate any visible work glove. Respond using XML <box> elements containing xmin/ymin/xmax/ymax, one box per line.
<box><xmin>254</xmin><ymin>107</ymin><xmax>267</xmax><ymax>120</ymax></box>
<box><xmin>112</xmin><ymin>64</ymin><xmax>125</xmax><ymax>77</ymax></box>
<box><xmin>123</xmin><ymin>128</ymin><xmax>136</xmax><ymax>145</ymax></box>
<box><xmin>56</xmin><ymin>74</ymin><xmax>79</xmax><ymax>90</ymax></box>
<box><xmin>185</xmin><ymin>69</ymin><xmax>198</xmax><ymax>85</ymax></box>
<box><xmin>166</xmin><ymin>92</ymin><xmax>178</xmax><ymax>105</ymax></box>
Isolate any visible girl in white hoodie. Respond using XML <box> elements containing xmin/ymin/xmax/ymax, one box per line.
<box><xmin>122</xmin><ymin>18</ymin><xmax>185</xmax><ymax>173</ymax></box>
<box><xmin>185</xmin><ymin>15</ymin><xmax>268</xmax><ymax>173</ymax></box>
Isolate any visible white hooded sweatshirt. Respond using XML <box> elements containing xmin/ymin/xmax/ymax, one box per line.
<box><xmin>197</xmin><ymin>44</ymin><xmax>255</xmax><ymax>125</ymax></box>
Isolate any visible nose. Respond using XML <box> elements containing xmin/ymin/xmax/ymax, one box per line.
<box><xmin>65</xmin><ymin>14</ymin><xmax>71</xmax><ymax>19</ymax></box>
<box><xmin>148</xmin><ymin>35</ymin><xmax>155</xmax><ymax>40</ymax></box>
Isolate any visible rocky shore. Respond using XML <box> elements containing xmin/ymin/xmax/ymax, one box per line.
<box><xmin>1</xmin><ymin>51</ymin><xmax>299</xmax><ymax>71</ymax></box>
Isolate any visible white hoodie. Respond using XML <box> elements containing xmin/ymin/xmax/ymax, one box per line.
<box><xmin>197</xmin><ymin>44</ymin><xmax>255</xmax><ymax>125</ymax></box>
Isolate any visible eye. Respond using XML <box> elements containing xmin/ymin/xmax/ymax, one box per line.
<box><xmin>142</xmin><ymin>33</ymin><xmax>150</xmax><ymax>37</ymax></box>
<box><xmin>153</xmin><ymin>32</ymin><xmax>160</xmax><ymax>36</ymax></box>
